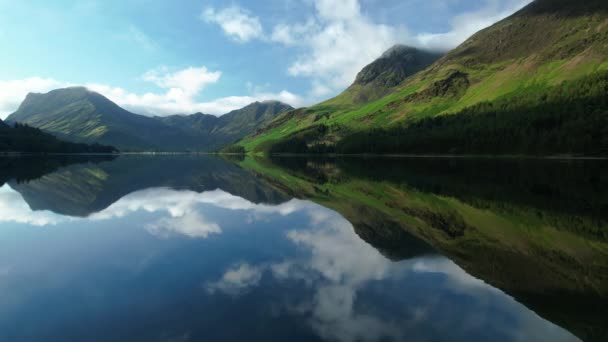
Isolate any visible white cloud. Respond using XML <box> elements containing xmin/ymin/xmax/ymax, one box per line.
<box><xmin>90</xmin><ymin>188</ymin><xmax>311</xmax><ymax>222</ymax></box>
<box><xmin>414</xmin><ymin>0</ymin><xmax>533</xmax><ymax>51</ymax></box>
<box><xmin>270</xmin><ymin>19</ymin><xmax>317</xmax><ymax>46</ymax></box>
<box><xmin>206</xmin><ymin>263</ymin><xmax>264</xmax><ymax>295</ymax></box>
<box><xmin>0</xmin><ymin>66</ymin><xmax>303</xmax><ymax>118</ymax></box>
<box><xmin>0</xmin><ymin>184</ymin><xmax>311</xmax><ymax>230</ymax></box>
<box><xmin>202</xmin><ymin>5</ymin><xmax>264</xmax><ymax>43</ymax></box>
<box><xmin>146</xmin><ymin>211</ymin><xmax>221</xmax><ymax>239</ymax></box>
<box><xmin>0</xmin><ymin>185</ymin><xmax>69</xmax><ymax>226</ymax></box>
<box><xmin>86</xmin><ymin>80</ymin><xmax>302</xmax><ymax>116</ymax></box>
<box><xmin>0</xmin><ymin>78</ymin><xmax>66</xmax><ymax>118</ymax></box>
<box><xmin>142</xmin><ymin>66</ymin><xmax>221</xmax><ymax>96</ymax></box>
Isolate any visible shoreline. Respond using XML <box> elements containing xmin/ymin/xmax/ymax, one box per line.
<box><xmin>1</xmin><ymin>151</ymin><xmax>607</xmax><ymax>160</ymax></box>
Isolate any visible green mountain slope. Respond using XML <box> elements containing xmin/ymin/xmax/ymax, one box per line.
<box><xmin>6</xmin><ymin>87</ymin><xmax>180</xmax><ymax>151</ymax></box>
<box><xmin>238</xmin><ymin>0</ymin><xmax>608</xmax><ymax>155</ymax></box>
<box><xmin>339</xmin><ymin>45</ymin><xmax>442</xmax><ymax>104</ymax></box>
<box><xmin>6</xmin><ymin>87</ymin><xmax>293</xmax><ymax>152</ymax></box>
<box><xmin>0</xmin><ymin>121</ymin><xmax>116</xmax><ymax>154</ymax></box>
<box><xmin>158</xmin><ymin>101</ymin><xmax>293</xmax><ymax>151</ymax></box>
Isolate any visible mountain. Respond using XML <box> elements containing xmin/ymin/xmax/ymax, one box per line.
<box><xmin>158</xmin><ymin>101</ymin><xmax>293</xmax><ymax>151</ymax></box>
<box><xmin>0</xmin><ymin>120</ymin><xmax>117</xmax><ymax>154</ymax></box>
<box><xmin>345</xmin><ymin>45</ymin><xmax>442</xmax><ymax>103</ymax></box>
<box><xmin>6</xmin><ymin>87</ymin><xmax>181</xmax><ymax>151</ymax></box>
<box><xmin>238</xmin><ymin>0</ymin><xmax>608</xmax><ymax>156</ymax></box>
<box><xmin>6</xmin><ymin>87</ymin><xmax>293</xmax><ymax>152</ymax></box>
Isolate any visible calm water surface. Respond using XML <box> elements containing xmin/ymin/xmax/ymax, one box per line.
<box><xmin>0</xmin><ymin>155</ymin><xmax>606</xmax><ymax>342</ymax></box>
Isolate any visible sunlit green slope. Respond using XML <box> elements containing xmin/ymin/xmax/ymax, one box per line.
<box><xmin>238</xmin><ymin>0</ymin><xmax>608</xmax><ymax>155</ymax></box>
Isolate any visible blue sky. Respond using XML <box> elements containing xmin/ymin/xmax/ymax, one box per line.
<box><xmin>0</xmin><ymin>0</ymin><xmax>531</xmax><ymax>118</ymax></box>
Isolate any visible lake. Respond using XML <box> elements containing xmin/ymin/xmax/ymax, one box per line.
<box><xmin>0</xmin><ymin>155</ymin><xmax>606</xmax><ymax>342</ymax></box>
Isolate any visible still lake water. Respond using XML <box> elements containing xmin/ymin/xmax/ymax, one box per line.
<box><xmin>0</xmin><ymin>155</ymin><xmax>606</xmax><ymax>342</ymax></box>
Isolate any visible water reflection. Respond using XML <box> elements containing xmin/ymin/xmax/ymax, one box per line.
<box><xmin>0</xmin><ymin>155</ymin><xmax>604</xmax><ymax>341</ymax></box>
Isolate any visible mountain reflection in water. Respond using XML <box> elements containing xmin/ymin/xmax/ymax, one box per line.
<box><xmin>0</xmin><ymin>155</ymin><xmax>606</xmax><ymax>342</ymax></box>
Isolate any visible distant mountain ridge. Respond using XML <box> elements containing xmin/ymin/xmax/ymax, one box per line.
<box><xmin>157</xmin><ymin>100</ymin><xmax>293</xmax><ymax>150</ymax></box>
<box><xmin>7</xmin><ymin>87</ymin><xmax>293</xmax><ymax>151</ymax></box>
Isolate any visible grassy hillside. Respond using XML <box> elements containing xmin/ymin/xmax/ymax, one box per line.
<box><xmin>238</xmin><ymin>0</ymin><xmax>608</xmax><ymax>155</ymax></box>
<box><xmin>340</xmin><ymin>45</ymin><xmax>442</xmax><ymax>104</ymax></box>
<box><xmin>159</xmin><ymin>101</ymin><xmax>293</xmax><ymax>151</ymax></box>
<box><xmin>7</xmin><ymin>88</ymin><xmax>292</xmax><ymax>152</ymax></box>
<box><xmin>7</xmin><ymin>87</ymin><xmax>180</xmax><ymax>151</ymax></box>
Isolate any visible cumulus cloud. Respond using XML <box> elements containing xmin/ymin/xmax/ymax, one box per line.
<box><xmin>86</xmin><ymin>80</ymin><xmax>302</xmax><ymax>116</ymax></box>
<box><xmin>0</xmin><ymin>77</ymin><xmax>67</xmax><ymax>118</ymax></box>
<box><xmin>206</xmin><ymin>263</ymin><xmax>264</xmax><ymax>295</ymax></box>
<box><xmin>142</xmin><ymin>66</ymin><xmax>221</xmax><ymax>95</ymax></box>
<box><xmin>146</xmin><ymin>211</ymin><xmax>222</xmax><ymax>239</ymax></box>
<box><xmin>0</xmin><ymin>185</ymin><xmax>69</xmax><ymax>226</ymax></box>
<box><xmin>414</xmin><ymin>0</ymin><xmax>533</xmax><ymax>51</ymax></box>
<box><xmin>202</xmin><ymin>5</ymin><xmax>264</xmax><ymax>43</ymax></box>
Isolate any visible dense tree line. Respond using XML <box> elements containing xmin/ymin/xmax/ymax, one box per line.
<box><xmin>336</xmin><ymin>72</ymin><xmax>608</xmax><ymax>156</ymax></box>
<box><xmin>0</xmin><ymin>123</ymin><xmax>117</xmax><ymax>153</ymax></box>
<box><xmin>271</xmin><ymin>72</ymin><xmax>608</xmax><ymax>156</ymax></box>
<box><xmin>220</xmin><ymin>145</ymin><xmax>246</xmax><ymax>154</ymax></box>
<box><xmin>269</xmin><ymin>124</ymin><xmax>333</xmax><ymax>154</ymax></box>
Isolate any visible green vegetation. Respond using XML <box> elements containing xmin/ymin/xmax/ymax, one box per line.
<box><xmin>336</xmin><ymin>72</ymin><xmax>608</xmax><ymax>155</ymax></box>
<box><xmin>343</xmin><ymin>45</ymin><xmax>442</xmax><ymax>104</ymax></box>
<box><xmin>0</xmin><ymin>122</ymin><xmax>117</xmax><ymax>154</ymax></box>
<box><xmin>220</xmin><ymin>145</ymin><xmax>246</xmax><ymax>154</ymax></box>
<box><xmin>237</xmin><ymin>0</ymin><xmax>608</xmax><ymax>156</ymax></box>
<box><xmin>6</xmin><ymin>88</ymin><xmax>292</xmax><ymax>152</ymax></box>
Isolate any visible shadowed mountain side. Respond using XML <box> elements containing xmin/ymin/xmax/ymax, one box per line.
<box><xmin>9</xmin><ymin>155</ymin><xmax>290</xmax><ymax>217</ymax></box>
<box><xmin>240</xmin><ymin>156</ymin><xmax>608</xmax><ymax>342</ymax></box>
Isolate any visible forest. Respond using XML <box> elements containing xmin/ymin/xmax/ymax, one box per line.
<box><xmin>270</xmin><ymin>72</ymin><xmax>608</xmax><ymax>156</ymax></box>
<box><xmin>0</xmin><ymin>123</ymin><xmax>117</xmax><ymax>154</ymax></box>
<box><xmin>336</xmin><ymin>72</ymin><xmax>608</xmax><ymax>156</ymax></box>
